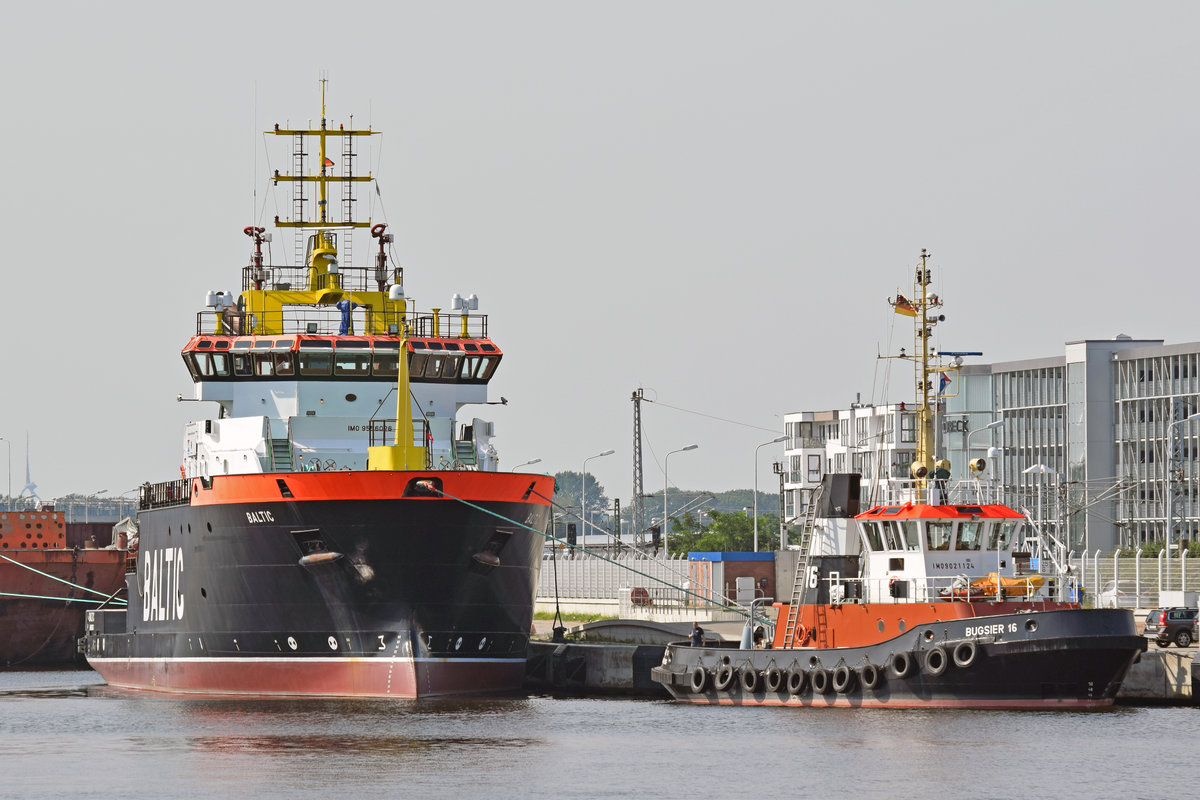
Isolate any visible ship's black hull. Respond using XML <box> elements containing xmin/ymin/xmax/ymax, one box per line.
<box><xmin>84</xmin><ymin>471</ymin><xmax>553</xmax><ymax>697</ymax></box>
<box><xmin>651</xmin><ymin>608</ymin><xmax>1147</xmax><ymax>709</ymax></box>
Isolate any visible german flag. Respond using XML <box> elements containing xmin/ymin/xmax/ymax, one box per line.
<box><xmin>323</xmin><ymin>157</ymin><xmax>335</xmax><ymax>167</ymax></box>
<box><xmin>893</xmin><ymin>294</ymin><xmax>918</xmax><ymax>317</ymax></box>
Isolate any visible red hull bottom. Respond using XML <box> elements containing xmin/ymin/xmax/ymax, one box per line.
<box><xmin>87</xmin><ymin>656</ymin><xmax>526</xmax><ymax>699</ymax></box>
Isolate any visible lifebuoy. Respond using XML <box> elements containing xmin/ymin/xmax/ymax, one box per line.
<box><xmin>832</xmin><ymin>664</ymin><xmax>856</xmax><ymax>693</ymax></box>
<box><xmin>371</xmin><ymin>223</ymin><xmax>388</xmax><ymax>238</ymax></box>
<box><xmin>795</xmin><ymin>624</ymin><xmax>809</xmax><ymax>646</ymax></box>
<box><xmin>765</xmin><ymin>666</ymin><xmax>784</xmax><ymax>693</ymax></box>
<box><xmin>786</xmin><ymin>668</ymin><xmax>807</xmax><ymax>695</ymax></box>
<box><xmin>810</xmin><ymin>667</ymin><xmax>831</xmax><ymax>695</ymax></box>
<box><xmin>690</xmin><ymin>665</ymin><xmax>708</xmax><ymax>693</ymax></box>
<box><xmin>890</xmin><ymin>651</ymin><xmax>914</xmax><ymax>679</ymax></box>
<box><xmin>953</xmin><ymin>640</ymin><xmax>978</xmax><ymax>668</ymax></box>
<box><xmin>924</xmin><ymin>645</ymin><xmax>948</xmax><ymax>677</ymax></box>
<box><xmin>740</xmin><ymin>666</ymin><xmax>760</xmax><ymax>694</ymax></box>
<box><xmin>715</xmin><ymin>664</ymin><xmax>736</xmax><ymax>692</ymax></box>
<box><xmin>861</xmin><ymin>663</ymin><xmax>883</xmax><ymax>690</ymax></box>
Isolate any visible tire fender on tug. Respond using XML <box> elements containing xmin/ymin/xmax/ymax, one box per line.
<box><xmin>740</xmin><ymin>665</ymin><xmax>761</xmax><ymax>694</ymax></box>
<box><xmin>690</xmin><ymin>665</ymin><xmax>709</xmax><ymax>693</ymax></box>
<box><xmin>832</xmin><ymin>664</ymin><xmax>856</xmax><ymax>694</ymax></box>
<box><xmin>953</xmin><ymin>640</ymin><xmax>978</xmax><ymax>668</ymax></box>
<box><xmin>786</xmin><ymin>668</ymin><xmax>807</xmax><ymax>695</ymax></box>
<box><xmin>860</xmin><ymin>662</ymin><xmax>883</xmax><ymax>690</ymax></box>
<box><xmin>765</xmin><ymin>666</ymin><xmax>784</xmax><ymax>693</ymax></box>
<box><xmin>924</xmin><ymin>645</ymin><xmax>949</xmax><ymax>677</ymax></box>
<box><xmin>889</xmin><ymin>651</ymin><xmax>914</xmax><ymax>679</ymax></box>
<box><xmin>715</xmin><ymin>663</ymin><xmax>736</xmax><ymax>692</ymax></box>
<box><xmin>810</xmin><ymin>667</ymin><xmax>831</xmax><ymax>695</ymax></box>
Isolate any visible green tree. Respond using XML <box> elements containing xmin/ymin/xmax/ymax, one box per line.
<box><xmin>552</xmin><ymin>470</ymin><xmax>611</xmax><ymax>537</ymax></box>
<box><xmin>667</xmin><ymin>509</ymin><xmax>781</xmax><ymax>555</ymax></box>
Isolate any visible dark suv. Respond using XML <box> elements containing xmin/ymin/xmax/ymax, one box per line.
<box><xmin>1144</xmin><ymin>607</ymin><xmax>1198</xmax><ymax>648</ymax></box>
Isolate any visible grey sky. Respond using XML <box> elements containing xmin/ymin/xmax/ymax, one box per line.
<box><xmin>1</xmin><ymin>2</ymin><xmax>1196</xmax><ymax>505</ymax></box>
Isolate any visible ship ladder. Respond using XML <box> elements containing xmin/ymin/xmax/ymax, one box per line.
<box><xmin>454</xmin><ymin>440</ymin><xmax>477</xmax><ymax>468</ymax></box>
<box><xmin>782</xmin><ymin>483</ymin><xmax>823</xmax><ymax>647</ymax></box>
<box><xmin>270</xmin><ymin>438</ymin><xmax>294</xmax><ymax>472</ymax></box>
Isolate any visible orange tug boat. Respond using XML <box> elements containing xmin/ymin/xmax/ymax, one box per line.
<box><xmin>652</xmin><ymin>252</ymin><xmax>1146</xmax><ymax>708</ymax></box>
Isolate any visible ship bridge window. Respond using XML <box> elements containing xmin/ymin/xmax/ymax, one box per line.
<box><xmin>444</xmin><ymin>343</ymin><xmax>461</xmax><ymax>351</ymax></box>
<box><xmin>373</xmin><ymin>351</ymin><xmax>399</xmax><ymax>377</ymax></box>
<box><xmin>196</xmin><ymin>341</ymin><xmax>212</xmax><ymax>350</ymax></box>
<box><xmin>463</xmin><ymin>343</ymin><xmax>479</xmax><ymax>352</ymax></box>
<box><xmin>927</xmin><ymin>521</ymin><xmax>952</xmax><ymax>551</ymax></box>
<box><xmin>256</xmin><ymin>351</ymin><xmax>295</xmax><ymax>377</ymax></box>
<box><xmin>862</xmin><ymin>521</ymin><xmax>884</xmax><ymax>551</ymax></box>
<box><xmin>900</xmin><ymin>521</ymin><xmax>921</xmax><ymax>550</ymax></box>
<box><xmin>334</xmin><ymin>350</ymin><xmax>371</xmax><ymax>376</ymax></box>
<box><xmin>480</xmin><ymin>344</ymin><xmax>497</xmax><ymax>352</ymax></box>
<box><xmin>299</xmin><ymin>350</ymin><xmax>332</xmax><ymax>375</ymax></box>
<box><xmin>214</xmin><ymin>340</ymin><xmax>231</xmax><ymax>350</ymax></box>
<box><xmin>190</xmin><ymin>352</ymin><xmax>231</xmax><ymax>378</ymax></box>
<box><xmin>409</xmin><ymin>352</ymin><xmax>428</xmax><ymax>376</ymax></box>
<box><xmin>233</xmin><ymin>340</ymin><xmax>251</xmax><ymax>350</ymax></box>
<box><xmin>252</xmin><ymin>340</ymin><xmax>273</xmax><ymax>351</ymax></box>
<box><xmin>232</xmin><ymin>352</ymin><xmax>254</xmax><ymax>377</ymax></box>
<box><xmin>427</xmin><ymin>342</ymin><xmax>444</xmax><ymax>350</ymax></box>
<box><xmin>463</xmin><ymin>355</ymin><xmax>498</xmax><ymax>381</ymax></box>
<box><xmin>956</xmin><ymin>521</ymin><xmax>983</xmax><ymax>551</ymax></box>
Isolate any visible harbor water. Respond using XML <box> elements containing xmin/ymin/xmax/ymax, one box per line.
<box><xmin>2</xmin><ymin>669</ymin><xmax>1199</xmax><ymax>800</ymax></box>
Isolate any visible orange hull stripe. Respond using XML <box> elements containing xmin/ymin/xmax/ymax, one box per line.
<box><xmin>188</xmin><ymin>471</ymin><xmax>555</xmax><ymax>507</ymax></box>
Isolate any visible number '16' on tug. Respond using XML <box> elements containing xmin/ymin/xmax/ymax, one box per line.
<box><xmin>81</xmin><ymin>85</ymin><xmax>554</xmax><ymax>698</ymax></box>
<box><xmin>651</xmin><ymin>252</ymin><xmax>1146</xmax><ymax>709</ymax></box>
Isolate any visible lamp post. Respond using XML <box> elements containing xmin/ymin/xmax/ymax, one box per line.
<box><xmin>753</xmin><ymin>436</ymin><xmax>787</xmax><ymax>552</ymax></box>
<box><xmin>1164</xmin><ymin>410</ymin><xmax>1198</xmax><ymax>591</ymax></box>
<box><xmin>0</xmin><ymin>436</ymin><xmax>9</xmax><ymax>511</ymax></box>
<box><xmin>511</xmin><ymin>458</ymin><xmax>542</xmax><ymax>472</ymax></box>
<box><xmin>582</xmin><ymin>449</ymin><xmax>615</xmax><ymax>544</ymax></box>
<box><xmin>665</xmin><ymin>445</ymin><xmax>698</xmax><ymax>548</ymax></box>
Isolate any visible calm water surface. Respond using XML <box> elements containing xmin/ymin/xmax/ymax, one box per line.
<box><xmin>1</xmin><ymin>669</ymin><xmax>1198</xmax><ymax>799</ymax></box>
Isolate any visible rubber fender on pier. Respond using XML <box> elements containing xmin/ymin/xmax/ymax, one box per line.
<box><xmin>765</xmin><ymin>666</ymin><xmax>784</xmax><ymax>693</ymax></box>
<box><xmin>690</xmin><ymin>665</ymin><xmax>709</xmax><ymax>693</ymax></box>
<box><xmin>952</xmin><ymin>640</ymin><xmax>978</xmax><ymax>668</ymax></box>
<box><xmin>739</xmin><ymin>666</ymin><xmax>760</xmax><ymax>694</ymax></box>
<box><xmin>832</xmin><ymin>664</ymin><xmax>856</xmax><ymax>694</ymax></box>
<box><xmin>715</xmin><ymin>664</ymin><xmax>736</xmax><ymax>692</ymax></box>
<box><xmin>810</xmin><ymin>667</ymin><xmax>831</xmax><ymax>695</ymax></box>
<box><xmin>924</xmin><ymin>645</ymin><xmax>948</xmax><ymax>677</ymax></box>
<box><xmin>889</xmin><ymin>651</ymin><xmax>914</xmax><ymax>679</ymax></box>
<box><xmin>860</xmin><ymin>663</ymin><xmax>883</xmax><ymax>690</ymax></box>
<box><xmin>786</xmin><ymin>668</ymin><xmax>807</xmax><ymax>695</ymax></box>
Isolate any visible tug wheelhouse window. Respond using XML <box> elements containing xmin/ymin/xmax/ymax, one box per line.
<box><xmin>862</xmin><ymin>521</ymin><xmax>884</xmax><ymax>551</ymax></box>
<box><xmin>900</xmin><ymin>521</ymin><xmax>921</xmax><ymax>550</ymax></box>
<box><xmin>956</xmin><ymin>521</ymin><xmax>983</xmax><ymax>551</ymax></box>
<box><xmin>927</xmin><ymin>521</ymin><xmax>953</xmax><ymax>551</ymax></box>
<box><xmin>882</xmin><ymin>521</ymin><xmax>904</xmax><ymax>550</ymax></box>
<box><xmin>989</xmin><ymin>519</ymin><xmax>1021</xmax><ymax>550</ymax></box>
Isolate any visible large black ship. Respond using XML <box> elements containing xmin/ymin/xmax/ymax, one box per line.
<box><xmin>83</xmin><ymin>84</ymin><xmax>553</xmax><ymax>697</ymax></box>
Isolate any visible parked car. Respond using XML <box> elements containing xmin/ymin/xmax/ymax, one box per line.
<box><xmin>1096</xmin><ymin>580</ymin><xmax>1153</xmax><ymax>609</ymax></box>
<box><xmin>1143</xmin><ymin>607</ymin><xmax>1198</xmax><ymax>648</ymax></box>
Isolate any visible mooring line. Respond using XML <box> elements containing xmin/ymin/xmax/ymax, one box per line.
<box><xmin>0</xmin><ymin>589</ymin><xmax>127</xmax><ymax>605</ymax></box>
<box><xmin>0</xmin><ymin>552</ymin><xmax>128</xmax><ymax>602</ymax></box>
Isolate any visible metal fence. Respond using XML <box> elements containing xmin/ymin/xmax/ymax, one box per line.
<box><xmin>1075</xmin><ymin>550</ymin><xmax>1200</xmax><ymax>608</ymax></box>
<box><xmin>537</xmin><ymin>552</ymin><xmax>691</xmax><ymax>601</ymax></box>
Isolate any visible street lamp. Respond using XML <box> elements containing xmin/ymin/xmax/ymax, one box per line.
<box><xmin>511</xmin><ymin>458</ymin><xmax>542</xmax><ymax>472</ymax></box>
<box><xmin>754</xmin><ymin>436</ymin><xmax>787</xmax><ymax>552</ymax></box>
<box><xmin>0</xmin><ymin>436</ymin><xmax>9</xmax><ymax>512</ymax></box>
<box><xmin>664</xmin><ymin>445</ymin><xmax>698</xmax><ymax>548</ymax></box>
<box><xmin>581</xmin><ymin>449</ymin><xmax>615</xmax><ymax>544</ymax></box>
<box><xmin>1164</xmin><ymin>411</ymin><xmax>1199</xmax><ymax>590</ymax></box>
